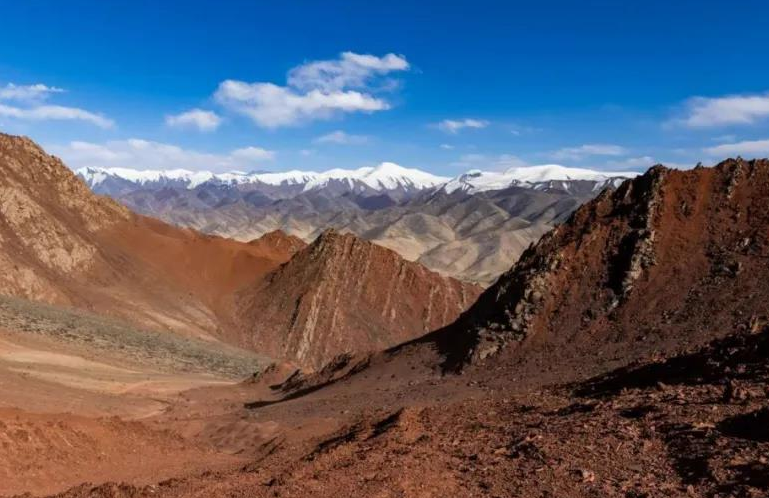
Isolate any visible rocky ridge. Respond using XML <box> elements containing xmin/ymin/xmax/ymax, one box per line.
<box><xmin>433</xmin><ymin>159</ymin><xmax>769</xmax><ymax>377</ymax></box>
<box><xmin>236</xmin><ymin>229</ymin><xmax>482</xmax><ymax>369</ymax></box>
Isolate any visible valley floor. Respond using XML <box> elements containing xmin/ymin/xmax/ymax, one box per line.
<box><xmin>0</xmin><ymin>296</ymin><xmax>270</xmax><ymax>496</ymax></box>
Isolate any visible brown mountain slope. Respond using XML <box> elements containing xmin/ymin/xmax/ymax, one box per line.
<box><xmin>429</xmin><ymin>159</ymin><xmax>769</xmax><ymax>382</ymax></box>
<box><xmin>235</xmin><ymin>230</ymin><xmax>482</xmax><ymax>369</ymax></box>
<box><xmin>0</xmin><ymin>133</ymin><xmax>306</xmax><ymax>339</ymax></box>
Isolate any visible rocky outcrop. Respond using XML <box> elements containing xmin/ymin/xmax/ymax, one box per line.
<box><xmin>236</xmin><ymin>230</ymin><xmax>482</xmax><ymax>369</ymax></box>
<box><xmin>438</xmin><ymin>160</ymin><xmax>769</xmax><ymax>373</ymax></box>
<box><xmin>0</xmin><ymin>134</ymin><xmax>130</xmax><ymax>303</ymax></box>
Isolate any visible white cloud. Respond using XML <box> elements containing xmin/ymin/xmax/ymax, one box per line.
<box><xmin>165</xmin><ymin>108</ymin><xmax>222</xmax><ymax>131</ymax></box>
<box><xmin>712</xmin><ymin>134</ymin><xmax>737</xmax><ymax>143</ymax></box>
<box><xmin>549</xmin><ymin>144</ymin><xmax>627</xmax><ymax>161</ymax></box>
<box><xmin>230</xmin><ymin>146</ymin><xmax>276</xmax><ymax>161</ymax></box>
<box><xmin>451</xmin><ymin>153</ymin><xmax>528</xmax><ymax>170</ymax></box>
<box><xmin>605</xmin><ymin>155</ymin><xmax>702</xmax><ymax>170</ymax></box>
<box><xmin>214</xmin><ymin>52</ymin><xmax>408</xmax><ymax>128</ymax></box>
<box><xmin>51</xmin><ymin>139</ymin><xmax>275</xmax><ymax>172</ymax></box>
<box><xmin>604</xmin><ymin>156</ymin><xmax>656</xmax><ymax>169</ymax></box>
<box><xmin>287</xmin><ymin>51</ymin><xmax>408</xmax><ymax>92</ymax></box>
<box><xmin>313</xmin><ymin>130</ymin><xmax>369</xmax><ymax>145</ymax></box>
<box><xmin>216</xmin><ymin>81</ymin><xmax>389</xmax><ymax>128</ymax></box>
<box><xmin>0</xmin><ymin>82</ymin><xmax>112</xmax><ymax>128</ymax></box>
<box><xmin>673</xmin><ymin>92</ymin><xmax>769</xmax><ymax>128</ymax></box>
<box><xmin>436</xmin><ymin>118</ymin><xmax>489</xmax><ymax>134</ymax></box>
<box><xmin>0</xmin><ymin>83</ymin><xmax>64</xmax><ymax>102</ymax></box>
<box><xmin>439</xmin><ymin>144</ymin><xmax>455</xmax><ymax>150</ymax></box>
<box><xmin>0</xmin><ymin>103</ymin><xmax>114</xmax><ymax>128</ymax></box>
<box><xmin>704</xmin><ymin>138</ymin><xmax>769</xmax><ymax>157</ymax></box>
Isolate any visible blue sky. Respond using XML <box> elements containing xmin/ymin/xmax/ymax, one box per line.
<box><xmin>1</xmin><ymin>0</ymin><xmax>769</xmax><ymax>175</ymax></box>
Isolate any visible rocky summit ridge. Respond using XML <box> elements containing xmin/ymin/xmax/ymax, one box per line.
<box><xmin>236</xmin><ymin>229</ymin><xmax>482</xmax><ymax>369</ymax></box>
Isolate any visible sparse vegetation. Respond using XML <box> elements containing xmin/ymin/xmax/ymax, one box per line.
<box><xmin>0</xmin><ymin>295</ymin><xmax>270</xmax><ymax>379</ymax></box>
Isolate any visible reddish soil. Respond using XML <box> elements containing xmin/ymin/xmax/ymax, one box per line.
<box><xmin>19</xmin><ymin>325</ymin><xmax>769</xmax><ymax>498</ymax></box>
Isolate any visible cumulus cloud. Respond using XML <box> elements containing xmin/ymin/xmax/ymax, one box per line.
<box><xmin>165</xmin><ymin>108</ymin><xmax>222</xmax><ymax>131</ymax></box>
<box><xmin>672</xmin><ymin>92</ymin><xmax>769</xmax><ymax>128</ymax></box>
<box><xmin>436</xmin><ymin>118</ymin><xmax>489</xmax><ymax>134</ymax></box>
<box><xmin>0</xmin><ymin>82</ymin><xmax>113</xmax><ymax>128</ymax></box>
<box><xmin>0</xmin><ymin>83</ymin><xmax>64</xmax><ymax>102</ymax></box>
<box><xmin>439</xmin><ymin>143</ymin><xmax>455</xmax><ymax>150</ymax></box>
<box><xmin>0</xmin><ymin>103</ymin><xmax>114</xmax><ymax>128</ymax></box>
<box><xmin>287</xmin><ymin>51</ymin><xmax>408</xmax><ymax>92</ymax></box>
<box><xmin>313</xmin><ymin>130</ymin><xmax>369</xmax><ymax>145</ymax></box>
<box><xmin>548</xmin><ymin>144</ymin><xmax>627</xmax><ymax>161</ymax></box>
<box><xmin>704</xmin><ymin>138</ymin><xmax>769</xmax><ymax>157</ymax></box>
<box><xmin>51</xmin><ymin>139</ymin><xmax>275</xmax><ymax>172</ymax></box>
<box><xmin>214</xmin><ymin>52</ymin><xmax>408</xmax><ymax>128</ymax></box>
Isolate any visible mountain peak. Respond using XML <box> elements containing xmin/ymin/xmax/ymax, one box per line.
<box><xmin>248</xmin><ymin>229</ymin><xmax>307</xmax><ymax>256</ymax></box>
<box><xmin>237</xmin><ymin>230</ymin><xmax>481</xmax><ymax>369</ymax></box>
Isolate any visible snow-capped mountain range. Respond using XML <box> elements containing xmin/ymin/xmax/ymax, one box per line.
<box><xmin>77</xmin><ymin>162</ymin><xmax>638</xmax><ymax>196</ymax></box>
<box><xmin>74</xmin><ymin>161</ymin><xmax>642</xmax><ymax>286</ymax></box>
<box><xmin>442</xmin><ymin>164</ymin><xmax>639</xmax><ymax>194</ymax></box>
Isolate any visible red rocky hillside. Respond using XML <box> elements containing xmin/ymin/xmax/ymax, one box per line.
<box><xmin>432</xmin><ymin>159</ymin><xmax>769</xmax><ymax>382</ymax></box>
<box><xmin>236</xmin><ymin>230</ymin><xmax>482</xmax><ymax>369</ymax></box>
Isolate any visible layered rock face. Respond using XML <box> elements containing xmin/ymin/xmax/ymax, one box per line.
<box><xmin>440</xmin><ymin>160</ymin><xmax>769</xmax><ymax>375</ymax></box>
<box><xmin>237</xmin><ymin>230</ymin><xmax>482</xmax><ymax>369</ymax></box>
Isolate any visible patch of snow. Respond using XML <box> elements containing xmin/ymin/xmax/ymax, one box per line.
<box><xmin>442</xmin><ymin>164</ymin><xmax>639</xmax><ymax>194</ymax></box>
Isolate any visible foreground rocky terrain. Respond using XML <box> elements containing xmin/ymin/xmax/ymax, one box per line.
<box><xmin>1</xmin><ymin>151</ymin><xmax>767</xmax><ymax>497</ymax></box>
<box><xmin>34</xmin><ymin>325</ymin><xmax>769</xmax><ymax>498</ymax></box>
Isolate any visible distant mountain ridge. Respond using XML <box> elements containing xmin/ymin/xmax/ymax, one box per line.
<box><xmin>77</xmin><ymin>162</ymin><xmax>636</xmax><ymax>196</ymax></box>
<box><xmin>75</xmin><ymin>161</ymin><xmax>642</xmax><ymax>285</ymax></box>
<box><xmin>442</xmin><ymin>164</ymin><xmax>637</xmax><ymax>194</ymax></box>
<box><xmin>77</xmin><ymin>162</ymin><xmax>452</xmax><ymax>197</ymax></box>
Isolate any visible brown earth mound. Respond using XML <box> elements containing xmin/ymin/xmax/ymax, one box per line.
<box><xmin>235</xmin><ymin>230</ymin><xmax>482</xmax><ymax>369</ymax></box>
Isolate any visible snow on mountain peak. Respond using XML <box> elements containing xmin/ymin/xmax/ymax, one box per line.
<box><xmin>300</xmin><ymin>163</ymin><xmax>449</xmax><ymax>192</ymax></box>
<box><xmin>442</xmin><ymin>164</ymin><xmax>639</xmax><ymax>194</ymax></box>
<box><xmin>77</xmin><ymin>162</ymin><xmax>449</xmax><ymax>193</ymax></box>
<box><xmin>76</xmin><ymin>162</ymin><xmax>637</xmax><ymax>196</ymax></box>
